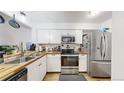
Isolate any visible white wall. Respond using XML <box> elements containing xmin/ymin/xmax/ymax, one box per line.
<box><xmin>112</xmin><ymin>12</ymin><xmax>124</xmax><ymax>80</ymax></box>
<box><xmin>0</xmin><ymin>13</ymin><xmax>32</xmax><ymax>45</ymax></box>
<box><xmin>99</xmin><ymin>18</ymin><xmax>112</xmax><ymax>32</ymax></box>
<box><xmin>34</xmin><ymin>23</ymin><xmax>99</xmax><ymax>29</ymax></box>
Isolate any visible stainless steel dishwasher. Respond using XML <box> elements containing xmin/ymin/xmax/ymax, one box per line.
<box><xmin>4</xmin><ymin>68</ymin><xmax>27</xmax><ymax>81</ymax></box>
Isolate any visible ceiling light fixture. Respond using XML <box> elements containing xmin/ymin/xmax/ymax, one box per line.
<box><xmin>89</xmin><ymin>11</ymin><xmax>101</xmax><ymax>16</ymax></box>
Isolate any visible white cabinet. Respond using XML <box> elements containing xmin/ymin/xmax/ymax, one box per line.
<box><xmin>27</xmin><ymin>64</ymin><xmax>40</xmax><ymax>81</ymax></box>
<box><xmin>79</xmin><ymin>54</ymin><xmax>87</xmax><ymax>72</ymax></box>
<box><xmin>75</xmin><ymin>30</ymin><xmax>82</xmax><ymax>44</ymax></box>
<box><xmin>27</xmin><ymin>56</ymin><xmax>47</xmax><ymax>81</ymax></box>
<box><xmin>40</xmin><ymin>56</ymin><xmax>47</xmax><ymax>80</ymax></box>
<box><xmin>50</xmin><ymin>30</ymin><xmax>61</xmax><ymax>43</ymax></box>
<box><xmin>47</xmin><ymin>54</ymin><xmax>61</xmax><ymax>72</ymax></box>
<box><xmin>61</xmin><ymin>30</ymin><xmax>76</xmax><ymax>36</ymax></box>
<box><xmin>37</xmin><ymin>30</ymin><xmax>50</xmax><ymax>43</ymax></box>
<box><xmin>35</xmin><ymin>29</ymin><xmax>83</xmax><ymax>44</ymax></box>
<box><xmin>37</xmin><ymin>30</ymin><xmax>62</xmax><ymax>43</ymax></box>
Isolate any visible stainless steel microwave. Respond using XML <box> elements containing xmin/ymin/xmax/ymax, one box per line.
<box><xmin>61</xmin><ymin>36</ymin><xmax>75</xmax><ymax>43</ymax></box>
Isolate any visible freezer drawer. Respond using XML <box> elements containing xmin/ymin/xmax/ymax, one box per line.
<box><xmin>90</xmin><ymin>61</ymin><xmax>111</xmax><ymax>77</ymax></box>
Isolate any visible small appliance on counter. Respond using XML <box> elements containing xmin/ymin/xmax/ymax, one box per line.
<box><xmin>30</xmin><ymin>43</ymin><xmax>36</xmax><ymax>51</ymax></box>
<box><xmin>57</xmin><ymin>46</ymin><xmax>61</xmax><ymax>52</ymax></box>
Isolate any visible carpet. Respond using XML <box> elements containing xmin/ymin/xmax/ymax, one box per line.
<box><xmin>59</xmin><ymin>74</ymin><xmax>87</xmax><ymax>81</ymax></box>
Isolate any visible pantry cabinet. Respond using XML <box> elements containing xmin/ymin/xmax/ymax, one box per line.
<box><xmin>79</xmin><ymin>54</ymin><xmax>87</xmax><ymax>72</ymax></box>
<box><xmin>27</xmin><ymin>56</ymin><xmax>46</xmax><ymax>81</ymax></box>
<box><xmin>47</xmin><ymin>54</ymin><xmax>61</xmax><ymax>72</ymax></box>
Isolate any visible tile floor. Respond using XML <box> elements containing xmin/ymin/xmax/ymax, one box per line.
<box><xmin>43</xmin><ymin>72</ymin><xmax>111</xmax><ymax>81</ymax></box>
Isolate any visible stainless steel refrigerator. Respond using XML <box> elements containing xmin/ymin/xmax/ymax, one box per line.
<box><xmin>86</xmin><ymin>30</ymin><xmax>111</xmax><ymax>77</ymax></box>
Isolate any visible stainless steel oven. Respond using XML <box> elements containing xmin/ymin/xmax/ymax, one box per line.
<box><xmin>61</xmin><ymin>49</ymin><xmax>79</xmax><ymax>74</ymax></box>
<box><xmin>61</xmin><ymin>55</ymin><xmax>79</xmax><ymax>74</ymax></box>
<box><xmin>61</xmin><ymin>55</ymin><xmax>78</xmax><ymax>67</ymax></box>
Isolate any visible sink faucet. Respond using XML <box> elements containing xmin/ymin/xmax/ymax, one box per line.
<box><xmin>20</xmin><ymin>42</ymin><xmax>24</xmax><ymax>57</ymax></box>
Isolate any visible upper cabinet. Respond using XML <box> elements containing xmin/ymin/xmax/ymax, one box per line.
<box><xmin>49</xmin><ymin>30</ymin><xmax>61</xmax><ymax>43</ymax></box>
<box><xmin>75</xmin><ymin>30</ymin><xmax>83</xmax><ymax>44</ymax></box>
<box><xmin>61</xmin><ymin>30</ymin><xmax>76</xmax><ymax>36</ymax></box>
<box><xmin>35</xmin><ymin>29</ymin><xmax>83</xmax><ymax>44</ymax></box>
<box><xmin>37</xmin><ymin>30</ymin><xmax>50</xmax><ymax>43</ymax></box>
<box><xmin>37</xmin><ymin>30</ymin><xmax>61</xmax><ymax>44</ymax></box>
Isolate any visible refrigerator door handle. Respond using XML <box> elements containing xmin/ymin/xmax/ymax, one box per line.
<box><xmin>105</xmin><ymin>33</ymin><xmax>108</xmax><ymax>60</ymax></box>
<box><xmin>103</xmin><ymin>34</ymin><xmax>106</xmax><ymax>59</ymax></box>
<box><xmin>100</xmin><ymin>36</ymin><xmax>103</xmax><ymax>58</ymax></box>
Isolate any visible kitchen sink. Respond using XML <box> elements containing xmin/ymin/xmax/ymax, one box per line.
<box><xmin>5</xmin><ymin>56</ymin><xmax>35</xmax><ymax>64</ymax></box>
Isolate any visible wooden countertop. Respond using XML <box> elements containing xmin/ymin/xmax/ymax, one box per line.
<box><xmin>0</xmin><ymin>51</ymin><xmax>86</xmax><ymax>80</ymax></box>
<box><xmin>0</xmin><ymin>51</ymin><xmax>62</xmax><ymax>80</ymax></box>
<box><xmin>0</xmin><ymin>53</ymin><xmax>46</xmax><ymax>81</ymax></box>
<box><xmin>3</xmin><ymin>51</ymin><xmax>37</xmax><ymax>59</ymax></box>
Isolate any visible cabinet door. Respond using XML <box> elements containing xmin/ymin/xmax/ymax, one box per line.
<box><xmin>27</xmin><ymin>62</ymin><xmax>41</xmax><ymax>81</ymax></box>
<box><xmin>75</xmin><ymin>30</ymin><xmax>82</xmax><ymax>44</ymax></box>
<box><xmin>47</xmin><ymin>54</ymin><xmax>61</xmax><ymax>72</ymax></box>
<box><xmin>79</xmin><ymin>54</ymin><xmax>87</xmax><ymax>72</ymax></box>
<box><xmin>61</xmin><ymin>30</ymin><xmax>76</xmax><ymax>36</ymax></box>
<box><xmin>50</xmin><ymin>30</ymin><xmax>61</xmax><ymax>43</ymax></box>
<box><xmin>37</xmin><ymin>30</ymin><xmax>50</xmax><ymax>43</ymax></box>
<box><xmin>27</xmin><ymin>56</ymin><xmax>47</xmax><ymax>81</ymax></box>
<box><xmin>28</xmin><ymin>67</ymin><xmax>41</xmax><ymax>81</ymax></box>
<box><xmin>40</xmin><ymin>56</ymin><xmax>47</xmax><ymax>80</ymax></box>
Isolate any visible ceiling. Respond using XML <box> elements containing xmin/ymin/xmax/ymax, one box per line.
<box><xmin>25</xmin><ymin>11</ymin><xmax>112</xmax><ymax>26</ymax></box>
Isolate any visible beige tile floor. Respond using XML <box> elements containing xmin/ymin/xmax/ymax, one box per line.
<box><xmin>43</xmin><ymin>72</ymin><xmax>111</xmax><ymax>81</ymax></box>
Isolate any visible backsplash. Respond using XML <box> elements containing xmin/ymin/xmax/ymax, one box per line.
<box><xmin>37</xmin><ymin>44</ymin><xmax>81</xmax><ymax>52</ymax></box>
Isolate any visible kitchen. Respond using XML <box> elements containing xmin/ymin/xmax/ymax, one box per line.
<box><xmin>0</xmin><ymin>11</ymin><xmax>112</xmax><ymax>81</ymax></box>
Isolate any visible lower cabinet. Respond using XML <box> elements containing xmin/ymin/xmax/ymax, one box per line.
<box><xmin>79</xmin><ymin>54</ymin><xmax>87</xmax><ymax>72</ymax></box>
<box><xmin>27</xmin><ymin>56</ymin><xmax>46</xmax><ymax>81</ymax></box>
<box><xmin>47</xmin><ymin>54</ymin><xmax>61</xmax><ymax>72</ymax></box>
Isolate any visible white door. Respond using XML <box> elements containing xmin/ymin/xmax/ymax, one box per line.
<box><xmin>47</xmin><ymin>54</ymin><xmax>61</xmax><ymax>72</ymax></box>
<box><xmin>79</xmin><ymin>54</ymin><xmax>87</xmax><ymax>72</ymax></box>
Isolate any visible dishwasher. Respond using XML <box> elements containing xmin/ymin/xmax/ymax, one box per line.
<box><xmin>4</xmin><ymin>68</ymin><xmax>27</xmax><ymax>81</ymax></box>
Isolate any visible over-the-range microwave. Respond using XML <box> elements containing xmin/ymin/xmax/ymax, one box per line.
<box><xmin>61</xmin><ymin>36</ymin><xmax>75</xmax><ymax>43</ymax></box>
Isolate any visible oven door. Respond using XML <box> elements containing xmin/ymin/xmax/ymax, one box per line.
<box><xmin>61</xmin><ymin>55</ymin><xmax>78</xmax><ymax>67</ymax></box>
<box><xmin>61</xmin><ymin>55</ymin><xmax>79</xmax><ymax>74</ymax></box>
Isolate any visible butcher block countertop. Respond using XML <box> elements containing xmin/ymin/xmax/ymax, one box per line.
<box><xmin>0</xmin><ymin>51</ymin><xmax>61</xmax><ymax>80</ymax></box>
<box><xmin>3</xmin><ymin>51</ymin><xmax>38</xmax><ymax>59</ymax></box>
<box><xmin>0</xmin><ymin>51</ymin><xmax>86</xmax><ymax>80</ymax></box>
